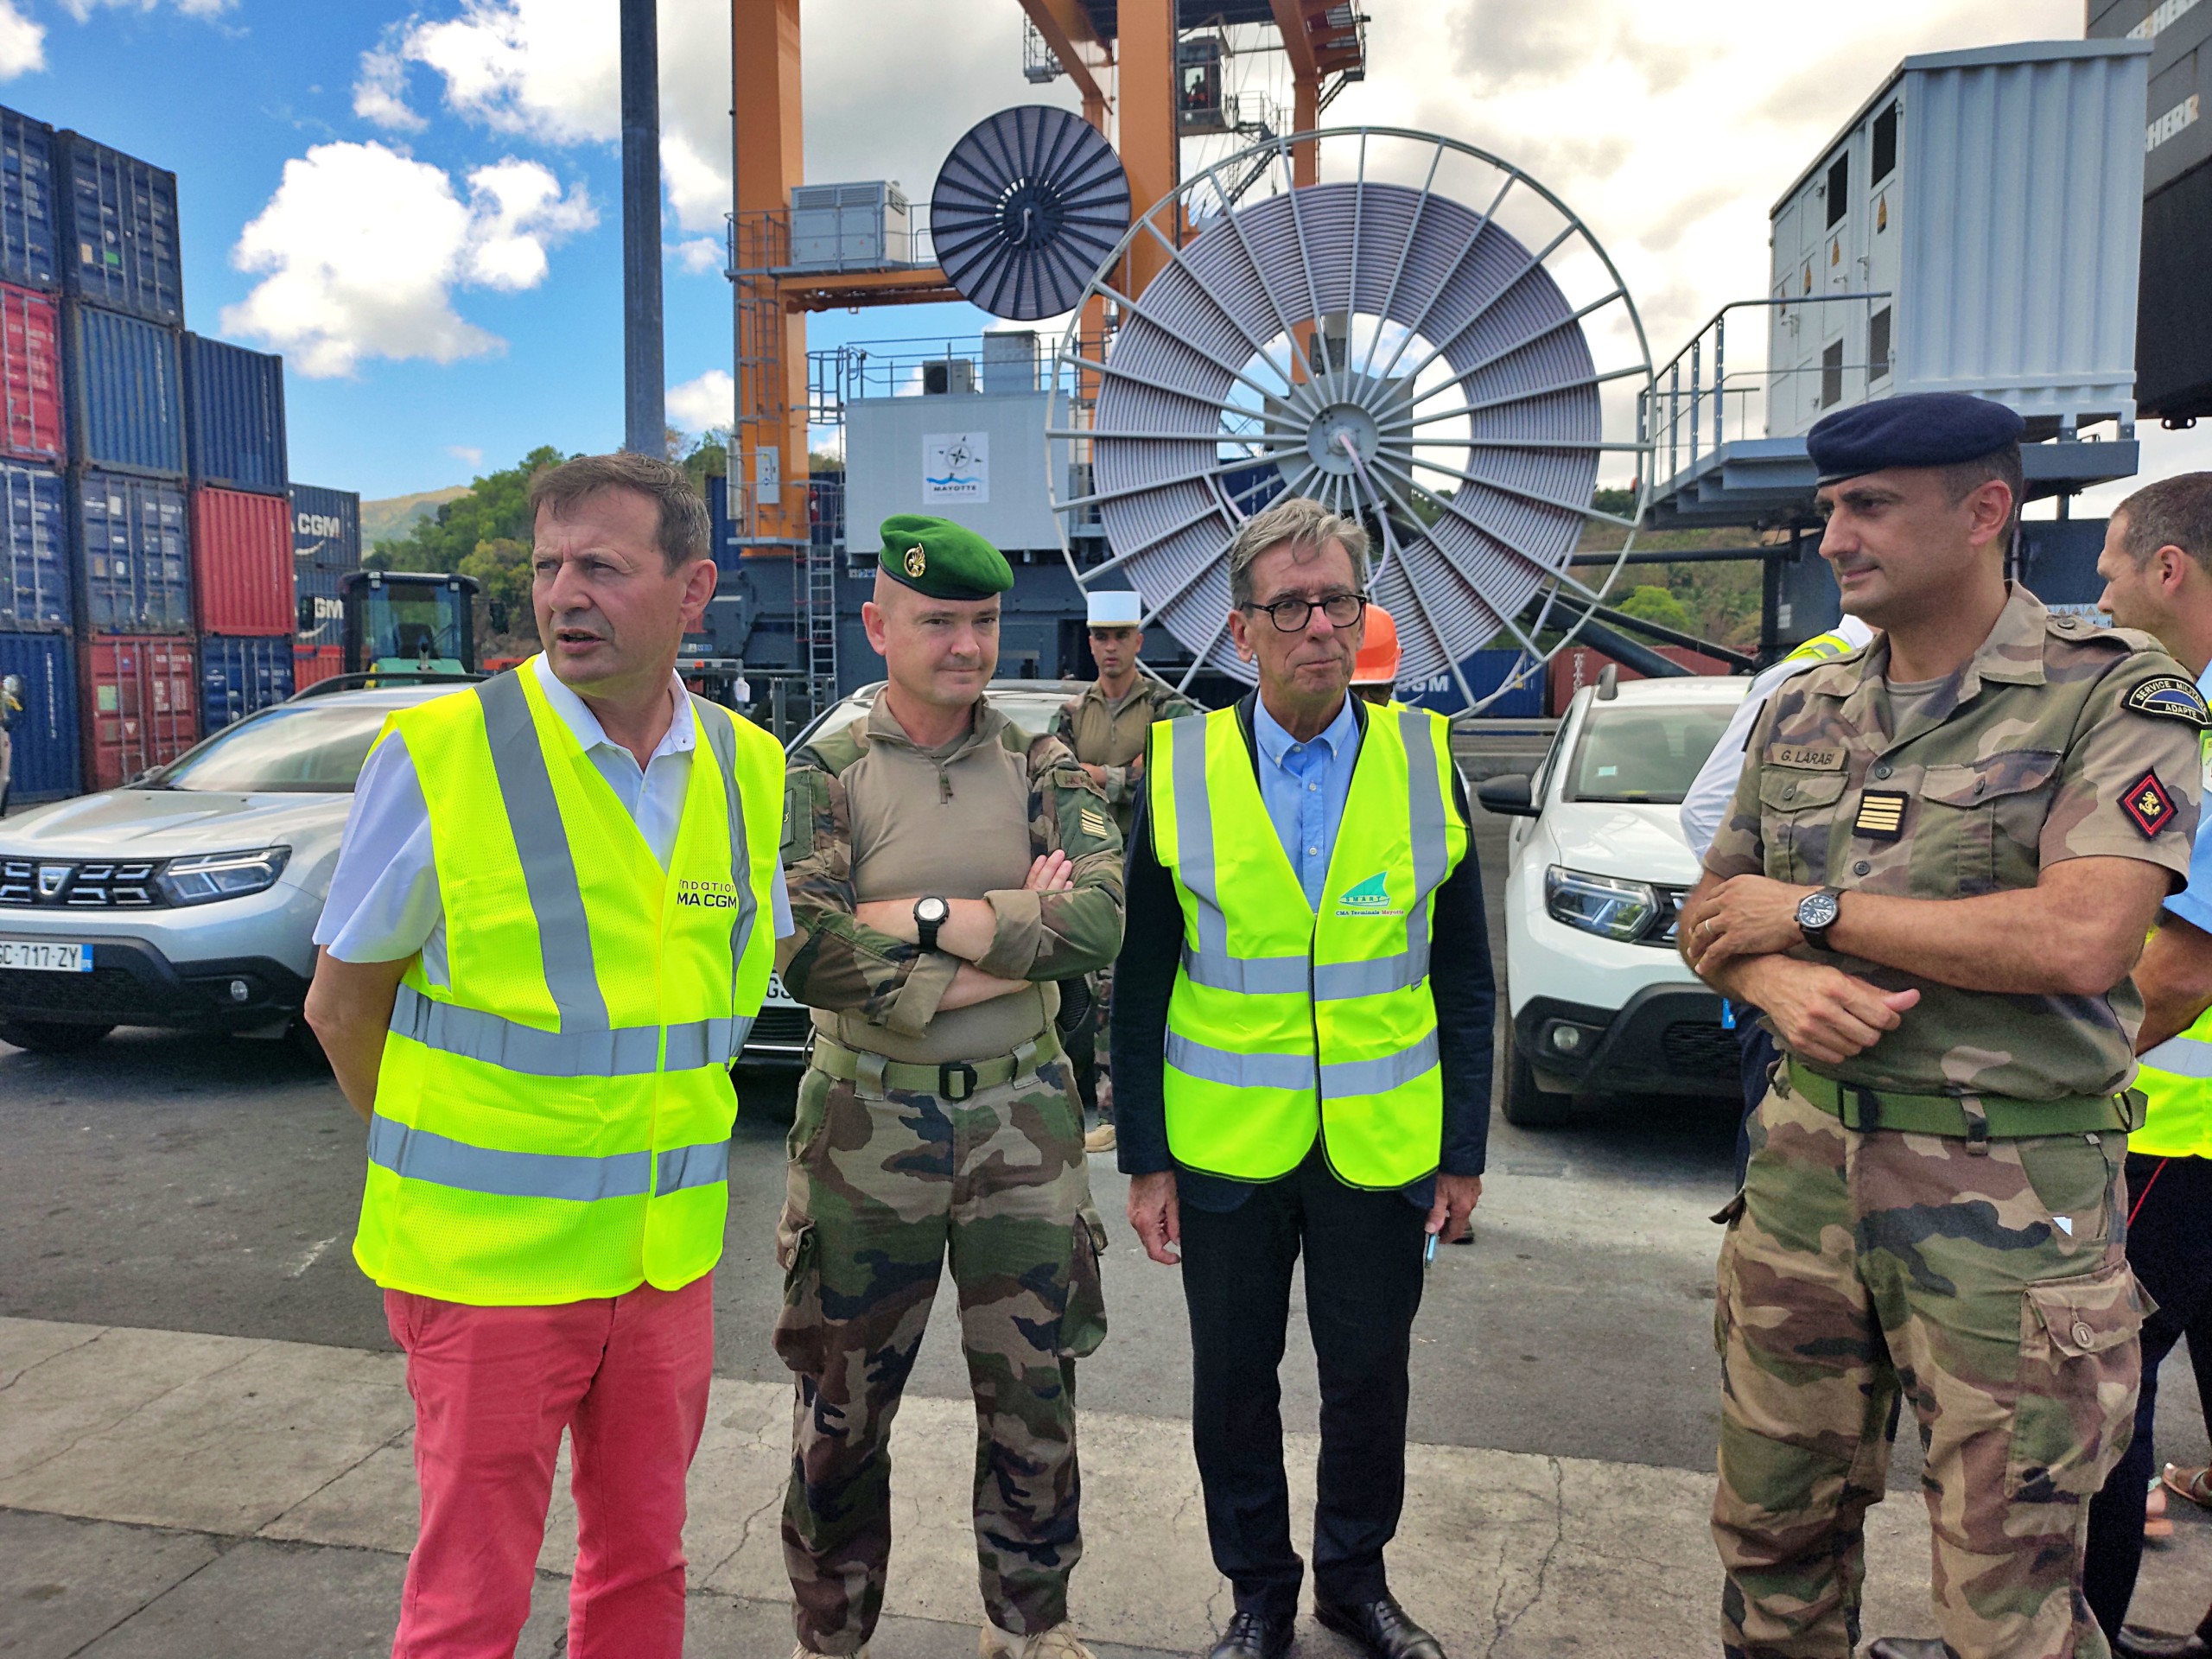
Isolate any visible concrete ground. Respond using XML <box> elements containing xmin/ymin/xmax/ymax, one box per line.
<box><xmin>4</xmin><ymin>732</ymin><xmax>2211</xmax><ymax>1656</ymax></box>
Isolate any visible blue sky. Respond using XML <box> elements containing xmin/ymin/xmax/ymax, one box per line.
<box><xmin>1</xmin><ymin>0</ymin><xmax>2198</xmax><ymax>511</ymax></box>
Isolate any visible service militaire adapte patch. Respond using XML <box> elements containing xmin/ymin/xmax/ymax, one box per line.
<box><xmin>2124</xmin><ymin>674</ymin><xmax>2212</xmax><ymax>728</ymax></box>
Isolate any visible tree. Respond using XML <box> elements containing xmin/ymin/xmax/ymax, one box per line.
<box><xmin>370</xmin><ymin>446</ymin><xmax>569</xmax><ymax>573</ymax></box>
<box><xmin>459</xmin><ymin>537</ymin><xmax>531</xmax><ymax>628</ymax></box>
<box><xmin>1616</xmin><ymin>582</ymin><xmax>1697</xmax><ymax>634</ymax></box>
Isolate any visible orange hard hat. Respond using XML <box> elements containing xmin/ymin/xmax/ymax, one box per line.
<box><xmin>1351</xmin><ymin>603</ymin><xmax>1401</xmax><ymax>685</ymax></box>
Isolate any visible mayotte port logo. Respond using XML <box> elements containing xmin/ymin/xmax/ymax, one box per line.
<box><xmin>1336</xmin><ymin>872</ymin><xmax>1399</xmax><ymax>917</ymax></box>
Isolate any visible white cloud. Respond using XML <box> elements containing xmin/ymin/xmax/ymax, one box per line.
<box><xmin>353</xmin><ymin>40</ymin><xmax>424</xmax><ymax>132</ymax></box>
<box><xmin>0</xmin><ymin>2</ymin><xmax>43</xmax><ymax>79</ymax></box>
<box><xmin>448</xmin><ymin>444</ymin><xmax>485</xmax><ymax>467</ymax></box>
<box><xmin>219</xmin><ymin>141</ymin><xmax>594</xmax><ymax>378</ymax></box>
<box><xmin>671</xmin><ymin>236</ymin><xmax>721</xmax><ymax>275</ymax></box>
<box><xmin>667</xmin><ymin>368</ymin><xmax>732</xmax><ymax>434</ymax></box>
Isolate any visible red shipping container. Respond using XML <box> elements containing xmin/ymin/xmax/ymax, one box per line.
<box><xmin>190</xmin><ymin>485</ymin><xmax>293</xmax><ymax>634</ymax></box>
<box><xmin>0</xmin><ymin>283</ymin><xmax>61</xmax><ymax>462</ymax></box>
<box><xmin>292</xmin><ymin>642</ymin><xmax>343</xmax><ymax>690</ymax></box>
<box><xmin>79</xmin><ymin>634</ymin><xmax>198</xmax><ymax>791</ymax></box>
<box><xmin>1547</xmin><ymin>643</ymin><xmax>1734</xmax><ymax>715</ymax></box>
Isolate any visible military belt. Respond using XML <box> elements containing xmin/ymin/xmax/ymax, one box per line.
<box><xmin>1785</xmin><ymin>1058</ymin><xmax>2142</xmax><ymax>1140</ymax></box>
<box><xmin>810</xmin><ymin>1029</ymin><xmax>1062</xmax><ymax>1103</ymax></box>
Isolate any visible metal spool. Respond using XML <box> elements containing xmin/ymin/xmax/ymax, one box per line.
<box><xmin>932</xmin><ymin>106</ymin><xmax>1134</xmax><ymax>321</ymax></box>
<box><xmin>1050</xmin><ymin>128</ymin><xmax>1655</xmax><ymax>711</ymax></box>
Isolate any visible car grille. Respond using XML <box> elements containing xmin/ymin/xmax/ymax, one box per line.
<box><xmin>1662</xmin><ymin>1020</ymin><xmax>1741</xmax><ymax>1079</ymax></box>
<box><xmin>1637</xmin><ymin>885</ymin><xmax>1693</xmax><ymax>950</ymax></box>
<box><xmin>0</xmin><ymin>857</ymin><xmax>164</xmax><ymax>909</ymax></box>
<box><xmin>747</xmin><ymin>1005</ymin><xmax>814</xmax><ymax>1050</ymax></box>
<box><xmin>0</xmin><ymin>966</ymin><xmax>153</xmax><ymax>1015</ymax></box>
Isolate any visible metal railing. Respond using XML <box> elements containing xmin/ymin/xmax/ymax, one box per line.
<box><xmin>1638</xmin><ymin>293</ymin><xmax>1892</xmax><ymax>487</ymax></box>
<box><xmin>726</xmin><ymin>207</ymin><xmax>935</xmax><ymax>279</ymax></box>
<box><xmin>807</xmin><ymin>334</ymin><xmax>1083</xmax><ymax>420</ymax></box>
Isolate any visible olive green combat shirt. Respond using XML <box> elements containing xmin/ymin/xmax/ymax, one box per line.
<box><xmin>779</xmin><ymin>695</ymin><xmax>1125</xmax><ymax>1066</ymax></box>
<box><xmin>1705</xmin><ymin>586</ymin><xmax>2204</xmax><ymax>1102</ymax></box>
<box><xmin>1051</xmin><ymin>676</ymin><xmax>1202</xmax><ymax>840</ymax></box>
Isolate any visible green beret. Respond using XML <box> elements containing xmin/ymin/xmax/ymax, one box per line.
<box><xmin>877</xmin><ymin>514</ymin><xmax>1012</xmax><ymax>601</ymax></box>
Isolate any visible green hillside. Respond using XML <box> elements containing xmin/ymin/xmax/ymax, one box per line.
<box><xmin>360</xmin><ymin>486</ymin><xmax>468</xmax><ymax>551</ymax></box>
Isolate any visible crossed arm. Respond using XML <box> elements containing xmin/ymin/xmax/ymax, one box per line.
<box><xmin>1677</xmin><ymin>858</ymin><xmax>2171</xmax><ymax>1065</ymax></box>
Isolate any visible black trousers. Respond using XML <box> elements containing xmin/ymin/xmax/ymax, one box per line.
<box><xmin>2085</xmin><ymin>1152</ymin><xmax>2212</xmax><ymax>1638</ymax></box>
<box><xmin>1732</xmin><ymin>1010</ymin><xmax>1783</xmax><ymax>1187</ymax></box>
<box><xmin>1177</xmin><ymin>1147</ymin><xmax>1428</xmax><ymax>1620</ymax></box>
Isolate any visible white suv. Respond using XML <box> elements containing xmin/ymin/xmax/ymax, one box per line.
<box><xmin>1477</xmin><ymin>674</ymin><xmax>1750</xmax><ymax>1126</ymax></box>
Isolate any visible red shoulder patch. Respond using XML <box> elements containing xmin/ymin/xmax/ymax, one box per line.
<box><xmin>2123</xmin><ymin>767</ymin><xmax>2179</xmax><ymax>839</ymax></box>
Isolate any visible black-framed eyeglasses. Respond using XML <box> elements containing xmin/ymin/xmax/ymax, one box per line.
<box><xmin>1245</xmin><ymin>591</ymin><xmax>1368</xmax><ymax>633</ymax></box>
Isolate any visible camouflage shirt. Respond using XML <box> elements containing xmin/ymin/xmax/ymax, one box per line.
<box><xmin>779</xmin><ymin>693</ymin><xmax>1125</xmax><ymax>1064</ymax></box>
<box><xmin>1705</xmin><ymin>585</ymin><xmax>2204</xmax><ymax>1101</ymax></box>
<box><xmin>1051</xmin><ymin>676</ymin><xmax>1202</xmax><ymax>839</ymax></box>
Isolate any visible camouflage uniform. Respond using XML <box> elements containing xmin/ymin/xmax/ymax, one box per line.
<box><xmin>1703</xmin><ymin>588</ymin><xmax>2202</xmax><ymax>1659</ymax></box>
<box><xmin>774</xmin><ymin>696</ymin><xmax>1124</xmax><ymax>1655</ymax></box>
<box><xmin>1050</xmin><ymin>677</ymin><xmax>1198</xmax><ymax>1124</ymax></box>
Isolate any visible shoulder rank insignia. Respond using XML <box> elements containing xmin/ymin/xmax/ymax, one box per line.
<box><xmin>2123</xmin><ymin>768</ymin><xmax>2179</xmax><ymax>839</ymax></box>
<box><xmin>1853</xmin><ymin>790</ymin><xmax>1909</xmax><ymax>841</ymax></box>
<box><xmin>2125</xmin><ymin>675</ymin><xmax>2212</xmax><ymax>728</ymax></box>
<box><xmin>1078</xmin><ymin>806</ymin><xmax>1111</xmax><ymax>842</ymax></box>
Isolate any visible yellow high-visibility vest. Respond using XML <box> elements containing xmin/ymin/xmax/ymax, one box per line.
<box><xmin>353</xmin><ymin>661</ymin><xmax>785</xmax><ymax>1305</ymax></box>
<box><xmin>2136</xmin><ymin>729</ymin><xmax>2212</xmax><ymax>1160</ymax></box>
<box><xmin>1150</xmin><ymin>702</ymin><xmax>1467</xmax><ymax>1188</ymax></box>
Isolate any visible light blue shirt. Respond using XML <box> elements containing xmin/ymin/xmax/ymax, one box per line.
<box><xmin>2164</xmin><ymin>660</ymin><xmax>2212</xmax><ymax>937</ymax></box>
<box><xmin>1252</xmin><ymin>694</ymin><xmax>1363</xmax><ymax>911</ymax></box>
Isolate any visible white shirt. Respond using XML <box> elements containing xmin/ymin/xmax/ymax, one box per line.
<box><xmin>315</xmin><ymin>653</ymin><xmax>792</xmax><ymax>978</ymax></box>
<box><xmin>1679</xmin><ymin>616</ymin><xmax>1879</xmax><ymax>864</ymax></box>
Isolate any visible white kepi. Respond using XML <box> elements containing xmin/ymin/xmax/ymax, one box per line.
<box><xmin>1086</xmin><ymin>590</ymin><xmax>1143</xmax><ymax>627</ymax></box>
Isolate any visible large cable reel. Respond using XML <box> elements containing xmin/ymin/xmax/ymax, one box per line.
<box><xmin>933</xmin><ymin>105</ymin><xmax>1133</xmax><ymax>321</ymax></box>
<box><xmin>1049</xmin><ymin>128</ymin><xmax>1656</xmax><ymax>712</ymax></box>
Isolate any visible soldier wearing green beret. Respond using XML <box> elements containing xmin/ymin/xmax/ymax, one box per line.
<box><xmin>772</xmin><ymin>514</ymin><xmax>1126</xmax><ymax>1659</ymax></box>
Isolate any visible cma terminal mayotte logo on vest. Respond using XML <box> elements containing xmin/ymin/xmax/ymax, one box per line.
<box><xmin>1335</xmin><ymin>873</ymin><xmax>1403</xmax><ymax>918</ymax></box>
<box><xmin>676</xmin><ymin>879</ymin><xmax>743</xmax><ymax>909</ymax></box>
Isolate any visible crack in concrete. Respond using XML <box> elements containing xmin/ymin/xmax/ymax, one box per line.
<box><xmin>0</xmin><ymin>1340</ymin><xmax>269</xmax><ymax>1489</ymax></box>
<box><xmin>256</xmin><ymin>1414</ymin><xmax>416</xmax><ymax>1540</ymax></box>
<box><xmin>0</xmin><ymin>1325</ymin><xmax>110</xmax><ymax>1394</ymax></box>
<box><xmin>1483</xmin><ymin>1456</ymin><xmax>1566</xmax><ymax>1659</ymax></box>
<box><xmin>701</xmin><ymin>1484</ymin><xmax>786</xmax><ymax>1587</ymax></box>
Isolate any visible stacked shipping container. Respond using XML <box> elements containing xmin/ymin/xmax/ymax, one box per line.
<box><xmin>0</xmin><ymin>109</ymin><xmax>72</xmax><ymax>798</ymax></box>
<box><xmin>290</xmin><ymin>481</ymin><xmax>357</xmax><ymax>691</ymax></box>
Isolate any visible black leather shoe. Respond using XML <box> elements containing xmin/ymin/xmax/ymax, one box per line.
<box><xmin>2118</xmin><ymin>1626</ymin><xmax>2212</xmax><ymax>1659</ymax></box>
<box><xmin>1313</xmin><ymin>1595</ymin><xmax>1446</xmax><ymax>1659</ymax></box>
<box><xmin>1866</xmin><ymin>1641</ymin><xmax>1949</xmax><ymax>1659</ymax></box>
<box><xmin>1206</xmin><ymin>1609</ymin><xmax>1293</xmax><ymax>1659</ymax></box>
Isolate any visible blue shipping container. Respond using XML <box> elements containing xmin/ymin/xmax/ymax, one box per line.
<box><xmin>64</xmin><ymin>302</ymin><xmax>183</xmax><ymax>477</ymax></box>
<box><xmin>295</xmin><ymin>556</ymin><xmax>342</xmax><ymax>645</ymax></box>
<box><xmin>74</xmin><ymin>469</ymin><xmax>189</xmax><ymax>633</ymax></box>
<box><xmin>0</xmin><ymin>107</ymin><xmax>56</xmax><ymax>293</ymax></box>
<box><xmin>183</xmin><ymin>334</ymin><xmax>287</xmax><ymax>496</ymax></box>
<box><xmin>0</xmin><ymin>459</ymin><xmax>66</xmax><ymax>630</ymax></box>
<box><xmin>54</xmin><ymin>130</ymin><xmax>181</xmax><ymax>325</ymax></box>
<box><xmin>1405</xmin><ymin>647</ymin><xmax>1546</xmax><ymax>718</ymax></box>
<box><xmin>199</xmin><ymin>632</ymin><xmax>294</xmax><ymax>730</ymax></box>
<box><xmin>0</xmin><ymin>627</ymin><xmax>79</xmax><ymax>802</ymax></box>
<box><xmin>289</xmin><ymin>481</ymin><xmax>360</xmax><ymax>569</ymax></box>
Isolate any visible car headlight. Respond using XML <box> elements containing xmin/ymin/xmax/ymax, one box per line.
<box><xmin>1544</xmin><ymin>866</ymin><xmax>1660</xmax><ymax>943</ymax></box>
<box><xmin>156</xmin><ymin>847</ymin><xmax>290</xmax><ymax>906</ymax></box>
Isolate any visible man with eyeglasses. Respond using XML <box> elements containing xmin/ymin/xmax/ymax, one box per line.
<box><xmin>1052</xmin><ymin>588</ymin><xmax>1201</xmax><ymax>1153</ymax></box>
<box><xmin>1113</xmin><ymin>497</ymin><xmax>1495</xmax><ymax>1659</ymax></box>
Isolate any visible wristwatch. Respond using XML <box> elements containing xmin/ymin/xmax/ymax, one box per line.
<box><xmin>912</xmin><ymin>895</ymin><xmax>950</xmax><ymax>954</ymax></box>
<box><xmin>1795</xmin><ymin>887</ymin><xmax>1845</xmax><ymax>950</ymax></box>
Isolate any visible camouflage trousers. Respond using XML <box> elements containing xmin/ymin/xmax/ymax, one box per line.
<box><xmin>1088</xmin><ymin>962</ymin><xmax>1116</xmax><ymax>1124</ymax></box>
<box><xmin>772</xmin><ymin>1054</ymin><xmax>1109</xmax><ymax>1654</ymax></box>
<box><xmin>1713</xmin><ymin>1074</ymin><xmax>2148</xmax><ymax>1659</ymax></box>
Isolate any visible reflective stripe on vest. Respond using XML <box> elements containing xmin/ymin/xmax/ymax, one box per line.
<box><xmin>2133</xmin><ymin>1015</ymin><xmax>2212</xmax><ymax>1158</ymax></box>
<box><xmin>353</xmin><ymin>662</ymin><xmax>784</xmax><ymax>1305</ymax></box>
<box><xmin>1154</xmin><ymin>703</ymin><xmax>1465</xmax><ymax>1187</ymax></box>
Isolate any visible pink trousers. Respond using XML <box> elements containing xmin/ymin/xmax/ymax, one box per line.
<box><xmin>385</xmin><ymin>1274</ymin><xmax>715</xmax><ymax>1659</ymax></box>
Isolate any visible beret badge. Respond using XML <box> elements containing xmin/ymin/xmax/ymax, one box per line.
<box><xmin>904</xmin><ymin>545</ymin><xmax>927</xmax><ymax>579</ymax></box>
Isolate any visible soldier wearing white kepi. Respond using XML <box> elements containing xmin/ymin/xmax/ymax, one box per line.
<box><xmin>1051</xmin><ymin>589</ymin><xmax>1200</xmax><ymax>1153</ymax></box>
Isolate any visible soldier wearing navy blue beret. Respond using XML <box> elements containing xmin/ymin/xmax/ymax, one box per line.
<box><xmin>1677</xmin><ymin>391</ymin><xmax>2204</xmax><ymax>1659</ymax></box>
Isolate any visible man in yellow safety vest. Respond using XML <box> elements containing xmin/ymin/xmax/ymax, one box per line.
<box><xmin>305</xmin><ymin>452</ymin><xmax>789</xmax><ymax>1659</ymax></box>
<box><xmin>1115</xmin><ymin>496</ymin><xmax>1494</xmax><ymax>1659</ymax></box>
<box><xmin>2084</xmin><ymin>471</ymin><xmax>2212</xmax><ymax>1659</ymax></box>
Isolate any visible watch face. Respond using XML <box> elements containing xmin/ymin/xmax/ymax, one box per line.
<box><xmin>916</xmin><ymin>897</ymin><xmax>949</xmax><ymax>924</ymax></box>
<box><xmin>1799</xmin><ymin>891</ymin><xmax>1840</xmax><ymax>931</ymax></box>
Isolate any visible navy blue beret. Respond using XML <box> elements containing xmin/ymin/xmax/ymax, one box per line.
<box><xmin>1806</xmin><ymin>393</ymin><xmax>2026</xmax><ymax>485</ymax></box>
